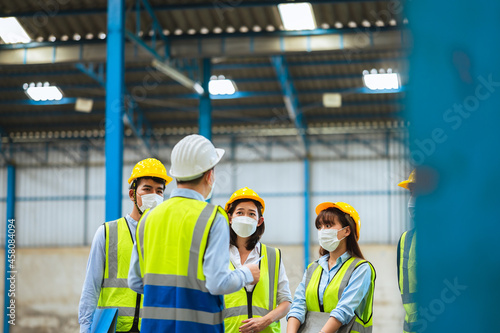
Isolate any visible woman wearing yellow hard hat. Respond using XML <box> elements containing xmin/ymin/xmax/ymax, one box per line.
<box><xmin>286</xmin><ymin>202</ymin><xmax>376</xmax><ymax>333</ymax></box>
<box><xmin>223</xmin><ymin>187</ymin><xmax>292</xmax><ymax>333</ymax></box>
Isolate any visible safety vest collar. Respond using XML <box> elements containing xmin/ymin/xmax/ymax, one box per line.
<box><xmin>138</xmin><ymin>199</ymin><xmax>218</xmax><ymax>282</ymax></box>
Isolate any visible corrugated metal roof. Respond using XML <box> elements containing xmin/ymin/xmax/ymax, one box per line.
<box><xmin>0</xmin><ymin>1</ymin><xmax>408</xmax><ymax>138</ymax></box>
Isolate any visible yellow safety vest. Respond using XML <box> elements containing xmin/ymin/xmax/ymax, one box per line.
<box><xmin>304</xmin><ymin>257</ymin><xmax>375</xmax><ymax>333</ymax></box>
<box><xmin>223</xmin><ymin>244</ymin><xmax>281</xmax><ymax>333</ymax></box>
<box><xmin>136</xmin><ymin>197</ymin><xmax>228</xmax><ymax>333</ymax></box>
<box><xmin>97</xmin><ymin>218</ymin><xmax>142</xmax><ymax>332</ymax></box>
<box><xmin>398</xmin><ymin>230</ymin><xmax>418</xmax><ymax>333</ymax></box>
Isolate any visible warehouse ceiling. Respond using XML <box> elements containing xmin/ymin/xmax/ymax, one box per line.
<box><xmin>0</xmin><ymin>0</ymin><xmax>410</xmax><ymax>145</ymax></box>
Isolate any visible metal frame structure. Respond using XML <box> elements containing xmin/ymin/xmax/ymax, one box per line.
<box><xmin>0</xmin><ymin>1</ymin><xmax>410</xmax><ymax>326</ymax></box>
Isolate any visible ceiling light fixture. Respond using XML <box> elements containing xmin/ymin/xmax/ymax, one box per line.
<box><xmin>0</xmin><ymin>17</ymin><xmax>31</xmax><ymax>44</ymax></box>
<box><xmin>362</xmin><ymin>69</ymin><xmax>400</xmax><ymax>90</ymax></box>
<box><xmin>23</xmin><ymin>82</ymin><xmax>64</xmax><ymax>101</ymax></box>
<box><xmin>209</xmin><ymin>75</ymin><xmax>237</xmax><ymax>95</ymax></box>
<box><xmin>278</xmin><ymin>2</ymin><xmax>316</xmax><ymax>31</ymax></box>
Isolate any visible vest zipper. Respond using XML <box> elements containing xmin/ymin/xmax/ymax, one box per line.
<box><xmin>246</xmin><ymin>289</ymin><xmax>253</xmax><ymax>318</ymax></box>
<box><xmin>246</xmin><ymin>245</ymin><xmax>262</xmax><ymax>319</ymax></box>
<box><xmin>129</xmin><ymin>293</ymin><xmax>141</xmax><ymax>332</ymax></box>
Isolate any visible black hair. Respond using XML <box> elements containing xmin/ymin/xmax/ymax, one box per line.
<box><xmin>226</xmin><ymin>199</ymin><xmax>265</xmax><ymax>251</ymax></box>
<box><xmin>315</xmin><ymin>207</ymin><xmax>364</xmax><ymax>259</ymax></box>
<box><xmin>175</xmin><ymin>168</ymin><xmax>213</xmax><ymax>185</ymax></box>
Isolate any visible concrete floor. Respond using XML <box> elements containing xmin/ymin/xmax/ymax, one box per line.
<box><xmin>2</xmin><ymin>244</ymin><xmax>404</xmax><ymax>332</ymax></box>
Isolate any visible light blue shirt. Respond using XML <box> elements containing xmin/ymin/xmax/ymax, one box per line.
<box><xmin>128</xmin><ymin>188</ymin><xmax>254</xmax><ymax>295</ymax></box>
<box><xmin>286</xmin><ymin>252</ymin><xmax>372</xmax><ymax>325</ymax></box>
<box><xmin>78</xmin><ymin>214</ymin><xmax>138</xmax><ymax>333</ymax></box>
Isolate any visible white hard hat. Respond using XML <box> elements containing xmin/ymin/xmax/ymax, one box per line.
<box><xmin>170</xmin><ymin>134</ymin><xmax>225</xmax><ymax>181</ymax></box>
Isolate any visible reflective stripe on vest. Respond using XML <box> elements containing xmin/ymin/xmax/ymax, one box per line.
<box><xmin>137</xmin><ymin>197</ymin><xmax>227</xmax><ymax>333</ymax></box>
<box><xmin>97</xmin><ymin>218</ymin><xmax>142</xmax><ymax>332</ymax></box>
<box><xmin>398</xmin><ymin>230</ymin><xmax>418</xmax><ymax>333</ymax></box>
<box><xmin>223</xmin><ymin>244</ymin><xmax>281</xmax><ymax>333</ymax></box>
<box><xmin>304</xmin><ymin>257</ymin><xmax>375</xmax><ymax>333</ymax></box>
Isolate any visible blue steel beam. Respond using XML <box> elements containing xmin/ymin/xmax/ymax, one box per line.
<box><xmin>2</xmin><ymin>0</ymin><xmax>387</xmax><ymax>18</ymax></box>
<box><xmin>0</xmin><ymin>87</ymin><xmax>404</xmax><ymax>104</ymax></box>
<box><xmin>271</xmin><ymin>55</ymin><xmax>311</xmax><ymax>272</ymax></box>
<box><xmin>125</xmin><ymin>31</ymin><xmax>202</xmax><ymax>93</ymax></box>
<box><xmin>105</xmin><ymin>0</ymin><xmax>125</xmax><ymax>221</ymax></box>
<box><xmin>199</xmin><ymin>58</ymin><xmax>212</xmax><ymax>141</ymax></box>
<box><xmin>0</xmin><ymin>99</ymin><xmax>404</xmax><ymax>118</ymax></box>
<box><xmin>139</xmin><ymin>0</ymin><xmax>170</xmax><ymax>57</ymax></box>
<box><xmin>75</xmin><ymin>62</ymin><xmax>155</xmax><ymax>156</ymax></box>
<box><xmin>271</xmin><ymin>55</ymin><xmax>308</xmax><ymax>150</ymax></box>
<box><xmin>0</xmin><ymin>57</ymin><xmax>405</xmax><ymax>75</ymax></box>
<box><xmin>4</xmin><ymin>111</ymin><xmax>402</xmax><ymax>133</ymax></box>
<box><xmin>3</xmin><ymin>164</ymin><xmax>15</xmax><ymax>333</ymax></box>
<box><xmin>303</xmin><ymin>155</ymin><xmax>311</xmax><ymax>270</ymax></box>
<box><xmin>0</xmin><ymin>27</ymin><xmax>405</xmax><ymax>51</ymax></box>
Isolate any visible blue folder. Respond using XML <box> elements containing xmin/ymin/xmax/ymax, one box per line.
<box><xmin>91</xmin><ymin>308</ymin><xmax>118</xmax><ymax>333</ymax></box>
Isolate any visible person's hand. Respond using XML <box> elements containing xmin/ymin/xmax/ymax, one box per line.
<box><xmin>239</xmin><ymin>316</ymin><xmax>270</xmax><ymax>333</ymax></box>
<box><xmin>244</xmin><ymin>263</ymin><xmax>260</xmax><ymax>285</ymax></box>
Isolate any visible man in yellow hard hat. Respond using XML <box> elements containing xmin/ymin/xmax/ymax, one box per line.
<box><xmin>128</xmin><ymin>134</ymin><xmax>260</xmax><ymax>333</ymax></box>
<box><xmin>397</xmin><ymin>169</ymin><xmax>418</xmax><ymax>333</ymax></box>
<box><xmin>78</xmin><ymin>158</ymin><xmax>172</xmax><ymax>333</ymax></box>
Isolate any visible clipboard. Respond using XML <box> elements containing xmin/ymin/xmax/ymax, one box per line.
<box><xmin>91</xmin><ymin>308</ymin><xmax>118</xmax><ymax>333</ymax></box>
<box><xmin>297</xmin><ymin>311</ymin><xmax>355</xmax><ymax>333</ymax></box>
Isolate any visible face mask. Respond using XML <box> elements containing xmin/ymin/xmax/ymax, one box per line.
<box><xmin>408</xmin><ymin>195</ymin><xmax>416</xmax><ymax>220</ymax></box>
<box><xmin>231</xmin><ymin>216</ymin><xmax>258</xmax><ymax>238</ymax></box>
<box><xmin>318</xmin><ymin>226</ymin><xmax>347</xmax><ymax>252</ymax></box>
<box><xmin>205</xmin><ymin>179</ymin><xmax>216</xmax><ymax>200</ymax></box>
<box><xmin>138</xmin><ymin>193</ymin><xmax>163</xmax><ymax>213</ymax></box>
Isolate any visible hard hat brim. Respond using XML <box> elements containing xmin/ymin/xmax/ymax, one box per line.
<box><xmin>128</xmin><ymin>173</ymin><xmax>173</xmax><ymax>184</ymax></box>
<box><xmin>315</xmin><ymin>202</ymin><xmax>340</xmax><ymax>215</ymax></box>
<box><xmin>225</xmin><ymin>195</ymin><xmax>265</xmax><ymax>213</ymax></box>
<box><xmin>398</xmin><ymin>180</ymin><xmax>411</xmax><ymax>190</ymax></box>
<box><xmin>315</xmin><ymin>201</ymin><xmax>360</xmax><ymax>240</ymax></box>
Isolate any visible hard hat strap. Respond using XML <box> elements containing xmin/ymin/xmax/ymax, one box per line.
<box><xmin>131</xmin><ymin>181</ymin><xmax>144</xmax><ymax>215</ymax></box>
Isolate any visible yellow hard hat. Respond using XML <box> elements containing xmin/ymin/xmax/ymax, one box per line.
<box><xmin>315</xmin><ymin>202</ymin><xmax>361</xmax><ymax>240</ymax></box>
<box><xmin>225</xmin><ymin>187</ymin><xmax>265</xmax><ymax>213</ymax></box>
<box><xmin>398</xmin><ymin>169</ymin><xmax>416</xmax><ymax>190</ymax></box>
<box><xmin>127</xmin><ymin>158</ymin><xmax>173</xmax><ymax>184</ymax></box>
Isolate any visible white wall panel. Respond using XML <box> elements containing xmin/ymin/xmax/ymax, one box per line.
<box><xmin>17</xmin><ymin>200</ymin><xmax>84</xmax><ymax>247</ymax></box>
<box><xmin>86</xmin><ymin>200</ymin><xmax>105</xmax><ymax>244</ymax></box>
<box><xmin>260</xmin><ymin>196</ymin><xmax>304</xmax><ymax>245</ymax></box>
<box><xmin>235</xmin><ymin>161</ymin><xmax>303</xmax><ymax>193</ymax></box>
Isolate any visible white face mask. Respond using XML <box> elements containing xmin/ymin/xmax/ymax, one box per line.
<box><xmin>231</xmin><ymin>216</ymin><xmax>258</xmax><ymax>238</ymax></box>
<box><xmin>138</xmin><ymin>193</ymin><xmax>163</xmax><ymax>213</ymax></box>
<box><xmin>205</xmin><ymin>178</ymin><xmax>216</xmax><ymax>200</ymax></box>
<box><xmin>408</xmin><ymin>195</ymin><xmax>416</xmax><ymax>220</ymax></box>
<box><xmin>318</xmin><ymin>226</ymin><xmax>347</xmax><ymax>252</ymax></box>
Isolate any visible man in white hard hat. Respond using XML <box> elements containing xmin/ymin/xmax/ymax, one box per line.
<box><xmin>128</xmin><ymin>134</ymin><xmax>260</xmax><ymax>333</ymax></box>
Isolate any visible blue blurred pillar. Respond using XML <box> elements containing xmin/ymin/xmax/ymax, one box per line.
<box><xmin>3</xmin><ymin>164</ymin><xmax>15</xmax><ymax>333</ymax></box>
<box><xmin>105</xmin><ymin>0</ymin><xmax>125</xmax><ymax>221</ymax></box>
<box><xmin>408</xmin><ymin>0</ymin><xmax>500</xmax><ymax>331</ymax></box>
<box><xmin>199</xmin><ymin>58</ymin><xmax>212</xmax><ymax>141</ymax></box>
<box><xmin>303</xmin><ymin>155</ymin><xmax>310</xmax><ymax>269</ymax></box>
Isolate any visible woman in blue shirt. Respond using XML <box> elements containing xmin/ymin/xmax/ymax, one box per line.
<box><xmin>286</xmin><ymin>202</ymin><xmax>375</xmax><ymax>333</ymax></box>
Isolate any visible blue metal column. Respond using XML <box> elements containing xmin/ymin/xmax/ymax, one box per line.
<box><xmin>303</xmin><ymin>155</ymin><xmax>310</xmax><ymax>269</ymax></box>
<box><xmin>199</xmin><ymin>58</ymin><xmax>212</xmax><ymax>141</ymax></box>
<box><xmin>3</xmin><ymin>164</ymin><xmax>15</xmax><ymax>332</ymax></box>
<box><xmin>408</xmin><ymin>1</ymin><xmax>500</xmax><ymax>332</ymax></box>
<box><xmin>105</xmin><ymin>0</ymin><xmax>125</xmax><ymax>221</ymax></box>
